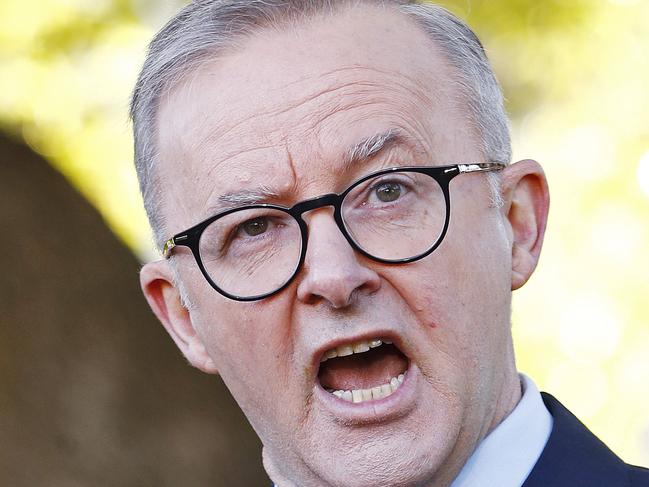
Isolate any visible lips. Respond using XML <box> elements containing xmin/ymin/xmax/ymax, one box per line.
<box><xmin>317</xmin><ymin>337</ymin><xmax>409</xmax><ymax>404</ymax></box>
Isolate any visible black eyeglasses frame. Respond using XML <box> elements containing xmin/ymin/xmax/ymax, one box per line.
<box><xmin>162</xmin><ymin>162</ymin><xmax>505</xmax><ymax>301</ymax></box>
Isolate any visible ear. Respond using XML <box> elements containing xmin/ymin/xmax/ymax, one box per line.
<box><xmin>140</xmin><ymin>260</ymin><xmax>218</xmax><ymax>374</ymax></box>
<box><xmin>501</xmin><ymin>159</ymin><xmax>550</xmax><ymax>291</ymax></box>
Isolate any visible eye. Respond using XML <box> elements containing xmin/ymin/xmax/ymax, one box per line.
<box><xmin>239</xmin><ymin>217</ymin><xmax>268</xmax><ymax>237</ymax></box>
<box><xmin>374</xmin><ymin>182</ymin><xmax>402</xmax><ymax>203</ymax></box>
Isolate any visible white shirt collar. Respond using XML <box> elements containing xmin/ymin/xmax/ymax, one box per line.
<box><xmin>450</xmin><ymin>374</ymin><xmax>553</xmax><ymax>487</ymax></box>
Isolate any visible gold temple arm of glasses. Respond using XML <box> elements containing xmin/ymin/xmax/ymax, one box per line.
<box><xmin>458</xmin><ymin>162</ymin><xmax>506</xmax><ymax>173</ymax></box>
<box><xmin>163</xmin><ymin>238</ymin><xmax>175</xmax><ymax>258</ymax></box>
<box><xmin>163</xmin><ymin>234</ymin><xmax>189</xmax><ymax>258</ymax></box>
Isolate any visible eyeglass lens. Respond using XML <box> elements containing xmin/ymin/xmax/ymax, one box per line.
<box><xmin>342</xmin><ymin>170</ymin><xmax>445</xmax><ymax>260</ymax></box>
<box><xmin>199</xmin><ymin>207</ymin><xmax>303</xmax><ymax>297</ymax></box>
<box><xmin>197</xmin><ymin>171</ymin><xmax>446</xmax><ymax>298</ymax></box>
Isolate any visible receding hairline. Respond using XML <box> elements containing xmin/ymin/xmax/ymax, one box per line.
<box><xmin>155</xmin><ymin>1</ymin><xmax>458</xmax><ymax>120</ymax></box>
<box><xmin>155</xmin><ymin>3</ymin><xmax>475</xmax><ymax>160</ymax></box>
<box><xmin>131</xmin><ymin>0</ymin><xmax>511</xmax><ymax>247</ymax></box>
<box><xmin>154</xmin><ymin>2</ymin><xmax>479</xmax><ymax>171</ymax></box>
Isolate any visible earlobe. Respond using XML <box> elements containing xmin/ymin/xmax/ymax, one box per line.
<box><xmin>501</xmin><ymin>160</ymin><xmax>550</xmax><ymax>291</ymax></box>
<box><xmin>140</xmin><ymin>261</ymin><xmax>218</xmax><ymax>374</ymax></box>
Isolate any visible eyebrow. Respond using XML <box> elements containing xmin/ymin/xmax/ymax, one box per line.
<box><xmin>344</xmin><ymin>128</ymin><xmax>403</xmax><ymax>167</ymax></box>
<box><xmin>212</xmin><ymin>128</ymin><xmax>407</xmax><ymax>212</ymax></box>
<box><xmin>217</xmin><ymin>184</ymin><xmax>281</xmax><ymax>207</ymax></box>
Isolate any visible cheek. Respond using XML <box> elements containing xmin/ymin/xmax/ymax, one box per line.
<box><xmin>193</xmin><ymin>303</ymin><xmax>256</xmax><ymax>373</ymax></box>
<box><xmin>442</xmin><ymin>214</ymin><xmax>511</xmax><ymax>339</ymax></box>
<box><xmin>380</xmin><ymin>209</ymin><xmax>512</xmax><ymax>368</ymax></box>
<box><xmin>190</xmin><ymin>295</ymin><xmax>297</xmax><ymax>393</ymax></box>
<box><xmin>445</xmin><ymin>201</ymin><xmax>512</xmax><ymax>293</ymax></box>
<box><xmin>385</xmin><ymin>226</ymin><xmax>509</xmax><ymax>329</ymax></box>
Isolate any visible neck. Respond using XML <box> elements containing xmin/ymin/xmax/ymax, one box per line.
<box><xmin>428</xmin><ymin>348</ymin><xmax>523</xmax><ymax>487</ymax></box>
<box><xmin>263</xmin><ymin>448</ymin><xmax>300</xmax><ymax>487</ymax></box>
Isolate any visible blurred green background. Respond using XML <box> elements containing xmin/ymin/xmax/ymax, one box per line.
<box><xmin>1</xmin><ymin>0</ymin><xmax>648</xmax><ymax>468</ymax></box>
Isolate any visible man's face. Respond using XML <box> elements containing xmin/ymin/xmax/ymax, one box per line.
<box><xmin>154</xmin><ymin>6</ymin><xmax>518</xmax><ymax>486</ymax></box>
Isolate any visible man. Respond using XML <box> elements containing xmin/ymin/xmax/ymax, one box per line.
<box><xmin>131</xmin><ymin>1</ymin><xmax>649</xmax><ymax>485</ymax></box>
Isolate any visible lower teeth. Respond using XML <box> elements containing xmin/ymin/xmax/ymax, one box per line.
<box><xmin>329</xmin><ymin>372</ymin><xmax>406</xmax><ymax>403</ymax></box>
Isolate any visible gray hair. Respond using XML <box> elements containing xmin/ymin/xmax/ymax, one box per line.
<box><xmin>130</xmin><ymin>0</ymin><xmax>511</xmax><ymax>248</ymax></box>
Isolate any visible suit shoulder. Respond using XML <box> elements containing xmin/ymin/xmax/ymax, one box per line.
<box><xmin>628</xmin><ymin>464</ymin><xmax>649</xmax><ymax>486</ymax></box>
<box><xmin>523</xmin><ymin>393</ymin><xmax>649</xmax><ymax>487</ymax></box>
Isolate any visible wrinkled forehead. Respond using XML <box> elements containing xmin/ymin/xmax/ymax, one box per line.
<box><xmin>155</xmin><ymin>4</ymin><xmax>479</xmax><ymax>230</ymax></box>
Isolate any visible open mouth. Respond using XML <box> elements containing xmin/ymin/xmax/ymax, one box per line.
<box><xmin>317</xmin><ymin>338</ymin><xmax>409</xmax><ymax>404</ymax></box>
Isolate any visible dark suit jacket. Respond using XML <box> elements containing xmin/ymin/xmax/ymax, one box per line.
<box><xmin>522</xmin><ymin>393</ymin><xmax>649</xmax><ymax>486</ymax></box>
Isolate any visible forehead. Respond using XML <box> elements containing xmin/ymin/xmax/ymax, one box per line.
<box><xmin>156</xmin><ymin>4</ymin><xmax>479</xmax><ymax>228</ymax></box>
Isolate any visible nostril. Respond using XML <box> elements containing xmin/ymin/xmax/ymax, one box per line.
<box><xmin>296</xmin><ymin>262</ymin><xmax>381</xmax><ymax>308</ymax></box>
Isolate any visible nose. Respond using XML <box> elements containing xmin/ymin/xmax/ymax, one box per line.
<box><xmin>296</xmin><ymin>209</ymin><xmax>381</xmax><ymax>308</ymax></box>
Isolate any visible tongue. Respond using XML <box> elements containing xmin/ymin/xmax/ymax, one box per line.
<box><xmin>318</xmin><ymin>344</ymin><xmax>408</xmax><ymax>391</ymax></box>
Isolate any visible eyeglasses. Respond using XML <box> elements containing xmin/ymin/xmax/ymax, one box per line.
<box><xmin>163</xmin><ymin>162</ymin><xmax>504</xmax><ymax>301</ymax></box>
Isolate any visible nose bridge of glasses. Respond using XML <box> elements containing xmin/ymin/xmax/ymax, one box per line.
<box><xmin>291</xmin><ymin>193</ymin><xmax>341</xmax><ymax>218</ymax></box>
<box><xmin>291</xmin><ymin>192</ymin><xmax>354</xmax><ymax>249</ymax></box>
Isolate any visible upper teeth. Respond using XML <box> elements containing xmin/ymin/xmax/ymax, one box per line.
<box><xmin>320</xmin><ymin>338</ymin><xmax>392</xmax><ymax>362</ymax></box>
